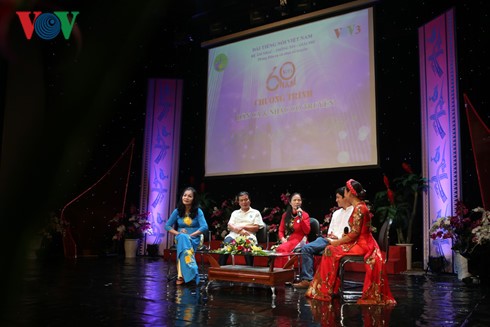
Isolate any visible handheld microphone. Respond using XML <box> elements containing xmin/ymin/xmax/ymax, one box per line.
<box><xmin>344</xmin><ymin>226</ymin><xmax>349</xmax><ymax>235</ymax></box>
<box><xmin>297</xmin><ymin>206</ymin><xmax>302</xmax><ymax>217</ymax></box>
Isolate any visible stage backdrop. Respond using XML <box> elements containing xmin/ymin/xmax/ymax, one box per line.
<box><xmin>140</xmin><ymin>79</ymin><xmax>183</xmax><ymax>255</ymax></box>
<box><xmin>419</xmin><ymin>8</ymin><xmax>460</xmax><ymax>271</ymax></box>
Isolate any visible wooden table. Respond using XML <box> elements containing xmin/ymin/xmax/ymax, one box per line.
<box><xmin>205</xmin><ymin>251</ymin><xmax>298</xmax><ymax>299</ymax></box>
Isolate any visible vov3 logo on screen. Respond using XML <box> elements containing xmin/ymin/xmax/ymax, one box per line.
<box><xmin>16</xmin><ymin>11</ymin><xmax>79</xmax><ymax>40</ymax></box>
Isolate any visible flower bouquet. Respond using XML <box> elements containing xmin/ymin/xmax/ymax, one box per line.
<box><xmin>111</xmin><ymin>210</ymin><xmax>152</xmax><ymax>240</ymax></box>
<box><xmin>470</xmin><ymin>207</ymin><xmax>490</xmax><ymax>245</ymax></box>
<box><xmin>210</xmin><ymin>235</ymin><xmax>268</xmax><ymax>256</ymax></box>
<box><xmin>429</xmin><ymin>201</ymin><xmax>483</xmax><ymax>255</ymax></box>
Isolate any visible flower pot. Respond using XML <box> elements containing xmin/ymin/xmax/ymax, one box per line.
<box><xmin>453</xmin><ymin>250</ymin><xmax>471</xmax><ymax>280</ymax></box>
<box><xmin>396</xmin><ymin>243</ymin><xmax>413</xmax><ymax>270</ymax></box>
<box><xmin>124</xmin><ymin>239</ymin><xmax>139</xmax><ymax>258</ymax></box>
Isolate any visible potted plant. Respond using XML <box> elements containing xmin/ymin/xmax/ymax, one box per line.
<box><xmin>471</xmin><ymin>207</ymin><xmax>490</xmax><ymax>247</ymax></box>
<box><xmin>429</xmin><ymin>201</ymin><xmax>482</xmax><ymax>255</ymax></box>
<box><xmin>111</xmin><ymin>206</ymin><xmax>152</xmax><ymax>257</ymax></box>
<box><xmin>373</xmin><ymin>163</ymin><xmax>428</xmax><ymax>269</ymax></box>
<box><xmin>429</xmin><ymin>202</ymin><xmax>489</xmax><ymax>278</ymax></box>
<box><xmin>36</xmin><ymin>212</ymin><xmax>67</xmax><ymax>260</ymax></box>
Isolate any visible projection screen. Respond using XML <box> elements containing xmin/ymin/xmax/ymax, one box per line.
<box><xmin>205</xmin><ymin>7</ymin><xmax>376</xmax><ymax>177</ymax></box>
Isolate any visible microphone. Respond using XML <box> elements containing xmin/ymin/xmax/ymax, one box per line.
<box><xmin>297</xmin><ymin>206</ymin><xmax>302</xmax><ymax>217</ymax></box>
<box><xmin>344</xmin><ymin>226</ymin><xmax>349</xmax><ymax>235</ymax></box>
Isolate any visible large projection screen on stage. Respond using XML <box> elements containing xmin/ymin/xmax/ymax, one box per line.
<box><xmin>205</xmin><ymin>7</ymin><xmax>377</xmax><ymax>177</ymax></box>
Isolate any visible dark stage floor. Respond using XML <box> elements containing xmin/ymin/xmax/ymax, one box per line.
<box><xmin>3</xmin><ymin>256</ymin><xmax>489</xmax><ymax>326</ymax></box>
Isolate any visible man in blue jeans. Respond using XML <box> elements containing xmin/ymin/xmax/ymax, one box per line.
<box><xmin>293</xmin><ymin>186</ymin><xmax>353</xmax><ymax>288</ymax></box>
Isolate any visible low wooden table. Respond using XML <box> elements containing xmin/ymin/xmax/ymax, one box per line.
<box><xmin>205</xmin><ymin>251</ymin><xmax>297</xmax><ymax>299</ymax></box>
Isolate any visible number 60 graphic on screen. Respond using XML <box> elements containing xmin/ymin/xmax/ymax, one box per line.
<box><xmin>266</xmin><ymin>62</ymin><xmax>296</xmax><ymax>91</ymax></box>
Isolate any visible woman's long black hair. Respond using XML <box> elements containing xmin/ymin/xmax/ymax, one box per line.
<box><xmin>177</xmin><ymin>186</ymin><xmax>199</xmax><ymax>218</ymax></box>
<box><xmin>283</xmin><ymin>192</ymin><xmax>302</xmax><ymax>236</ymax></box>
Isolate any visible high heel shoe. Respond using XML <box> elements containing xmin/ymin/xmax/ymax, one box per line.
<box><xmin>176</xmin><ymin>277</ymin><xmax>184</xmax><ymax>285</ymax></box>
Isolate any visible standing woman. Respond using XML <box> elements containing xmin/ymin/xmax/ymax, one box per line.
<box><xmin>165</xmin><ymin>187</ymin><xmax>208</xmax><ymax>285</ymax></box>
<box><xmin>274</xmin><ymin>192</ymin><xmax>311</xmax><ymax>268</ymax></box>
<box><xmin>305</xmin><ymin>179</ymin><xmax>396</xmax><ymax>305</ymax></box>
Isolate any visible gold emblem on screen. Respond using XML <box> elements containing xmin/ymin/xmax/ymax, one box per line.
<box><xmin>266</xmin><ymin>61</ymin><xmax>296</xmax><ymax>91</ymax></box>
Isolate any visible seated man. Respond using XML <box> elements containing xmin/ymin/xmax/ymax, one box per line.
<box><xmin>293</xmin><ymin>186</ymin><xmax>353</xmax><ymax>288</ymax></box>
<box><xmin>219</xmin><ymin>191</ymin><xmax>265</xmax><ymax>266</ymax></box>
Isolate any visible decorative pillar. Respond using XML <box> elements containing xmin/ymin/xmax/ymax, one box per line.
<box><xmin>140</xmin><ymin>79</ymin><xmax>183</xmax><ymax>255</ymax></box>
<box><xmin>419</xmin><ymin>8</ymin><xmax>460</xmax><ymax>272</ymax></box>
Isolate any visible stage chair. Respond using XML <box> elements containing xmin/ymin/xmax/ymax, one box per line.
<box><xmin>292</xmin><ymin>217</ymin><xmax>320</xmax><ymax>254</ymax></box>
<box><xmin>256</xmin><ymin>223</ymin><xmax>269</xmax><ymax>249</ymax></box>
<box><xmin>307</xmin><ymin>217</ymin><xmax>321</xmax><ymax>242</ymax></box>
<box><xmin>338</xmin><ymin>218</ymin><xmax>393</xmax><ymax>302</ymax></box>
<box><xmin>242</xmin><ymin>223</ymin><xmax>269</xmax><ymax>266</ymax></box>
<box><xmin>195</xmin><ymin>230</ymin><xmax>213</xmax><ymax>281</ymax></box>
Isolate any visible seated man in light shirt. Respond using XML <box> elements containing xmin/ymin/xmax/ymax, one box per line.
<box><xmin>218</xmin><ymin>191</ymin><xmax>265</xmax><ymax>266</ymax></box>
<box><xmin>293</xmin><ymin>186</ymin><xmax>353</xmax><ymax>288</ymax></box>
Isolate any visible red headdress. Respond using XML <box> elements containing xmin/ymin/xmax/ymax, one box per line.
<box><xmin>346</xmin><ymin>179</ymin><xmax>358</xmax><ymax>196</ymax></box>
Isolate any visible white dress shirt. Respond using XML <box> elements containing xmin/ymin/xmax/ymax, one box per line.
<box><xmin>327</xmin><ymin>206</ymin><xmax>354</xmax><ymax>239</ymax></box>
<box><xmin>227</xmin><ymin>207</ymin><xmax>265</xmax><ymax>244</ymax></box>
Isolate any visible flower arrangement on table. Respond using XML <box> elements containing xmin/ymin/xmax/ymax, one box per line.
<box><xmin>210</xmin><ymin>235</ymin><xmax>268</xmax><ymax>256</ymax></box>
<box><xmin>429</xmin><ymin>201</ymin><xmax>488</xmax><ymax>255</ymax></box>
<box><xmin>111</xmin><ymin>210</ymin><xmax>153</xmax><ymax>240</ymax></box>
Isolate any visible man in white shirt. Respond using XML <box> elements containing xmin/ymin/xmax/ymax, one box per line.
<box><xmin>293</xmin><ymin>186</ymin><xmax>354</xmax><ymax>288</ymax></box>
<box><xmin>218</xmin><ymin>191</ymin><xmax>265</xmax><ymax>266</ymax></box>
